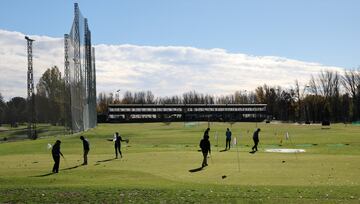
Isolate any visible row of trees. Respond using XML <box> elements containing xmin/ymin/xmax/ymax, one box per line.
<box><xmin>0</xmin><ymin>66</ymin><xmax>66</xmax><ymax>126</ymax></box>
<box><xmin>97</xmin><ymin>69</ymin><xmax>360</xmax><ymax>122</ymax></box>
<box><xmin>97</xmin><ymin>90</ymin><xmax>257</xmax><ymax>113</ymax></box>
<box><xmin>1</xmin><ymin>67</ymin><xmax>359</xmax><ymax>125</ymax></box>
<box><xmin>0</xmin><ymin>95</ymin><xmax>27</xmax><ymax>126</ymax></box>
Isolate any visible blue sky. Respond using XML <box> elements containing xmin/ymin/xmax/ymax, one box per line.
<box><xmin>0</xmin><ymin>0</ymin><xmax>359</xmax><ymax>68</ymax></box>
<box><xmin>0</xmin><ymin>1</ymin><xmax>358</xmax><ymax>100</ymax></box>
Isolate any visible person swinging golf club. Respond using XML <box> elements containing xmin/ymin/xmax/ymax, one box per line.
<box><xmin>200</xmin><ymin>128</ymin><xmax>211</xmax><ymax>168</ymax></box>
<box><xmin>251</xmin><ymin>128</ymin><xmax>261</xmax><ymax>153</ymax></box>
<box><xmin>51</xmin><ymin>140</ymin><xmax>64</xmax><ymax>173</ymax></box>
<box><xmin>108</xmin><ymin>132</ymin><xmax>128</xmax><ymax>159</ymax></box>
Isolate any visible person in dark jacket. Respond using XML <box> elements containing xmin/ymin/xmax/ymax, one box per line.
<box><xmin>204</xmin><ymin>128</ymin><xmax>210</xmax><ymax>138</ymax></box>
<box><xmin>200</xmin><ymin>132</ymin><xmax>211</xmax><ymax>168</ymax></box>
<box><xmin>80</xmin><ymin>136</ymin><xmax>90</xmax><ymax>165</ymax></box>
<box><xmin>109</xmin><ymin>132</ymin><xmax>127</xmax><ymax>159</ymax></box>
<box><xmin>52</xmin><ymin>140</ymin><xmax>64</xmax><ymax>173</ymax></box>
<box><xmin>251</xmin><ymin>128</ymin><xmax>261</xmax><ymax>152</ymax></box>
<box><xmin>225</xmin><ymin>128</ymin><xmax>232</xmax><ymax>150</ymax></box>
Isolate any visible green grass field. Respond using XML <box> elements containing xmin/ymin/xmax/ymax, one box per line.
<box><xmin>0</xmin><ymin>124</ymin><xmax>68</xmax><ymax>141</ymax></box>
<box><xmin>0</xmin><ymin>122</ymin><xmax>359</xmax><ymax>203</ymax></box>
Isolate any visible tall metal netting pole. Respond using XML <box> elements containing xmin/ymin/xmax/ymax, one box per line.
<box><xmin>91</xmin><ymin>47</ymin><xmax>97</xmax><ymax>127</ymax></box>
<box><xmin>64</xmin><ymin>34</ymin><xmax>72</xmax><ymax>133</ymax></box>
<box><xmin>65</xmin><ymin>3</ymin><xmax>97</xmax><ymax>133</ymax></box>
<box><xmin>25</xmin><ymin>36</ymin><xmax>37</xmax><ymax>139</ymax></box>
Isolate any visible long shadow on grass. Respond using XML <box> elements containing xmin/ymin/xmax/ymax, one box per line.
<box><xmin>94</xmin><ymin>158</ymin><xmax>117</xmax><ymax>166</ymax></box>
<box><xmin>189</xmin><ymin>167</ymin><xmax>204</xmax><ymax>173</ymax></box>
<box><xmin>96</xmin><ymin>158</ymin><xmax>116</xmax><ymax>163</ymax></box>
<box><xmin>62</xmin><ymin>165</ymin><xmax>82</xmax><ymax>171</ymax></box>
<box><xmin>31</xmin><ymin>165</ymin><xmax>83</xmax><ymax>177</ymax></box>
<box><xmin>31</xmin><ymin>172</ymin><xmax>56</xmax><ymax>177</ymax></box>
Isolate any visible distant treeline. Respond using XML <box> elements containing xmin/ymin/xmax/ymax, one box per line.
<box><xmin>0</xmin><ymin>66</ymin><xmax>68</xmax><ymax>126</ymax></box>
<box><xmin>1</xmin><ymin>68</ymin><xmax>359</xmax><ymax>126</ymax></box>
<box><xmin>97</xmin><ymin>69</ymin><xmax>360</xmax><ymax>123</ymax></box>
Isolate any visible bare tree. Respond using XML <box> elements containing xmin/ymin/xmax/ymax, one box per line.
<box><xmin>342</xmin><ymin>69</ymin><xmax>360</xmax><ymax>98</ymax></box>
<box><xmin>134</xmin><ymin>91</ymin><xmax>146</xmax><ymax>104</ymax></box>
<box><xmin>97</xmin><ymin>92</ymin><xmax>113</xmax><ymax>114</ymax></box>
<box><xmin>342</xmin><ymin>68</ymin><xmax>360</xmax><ymax>120</ymax></box>
<box><xmin>183</xmin><ymin>91</ymin><xmax>203</xmax><ymax>104</ymax></box>
<box><xmin>158</xmin><ymin>95</ymin><xmax>182</xmax><ymax>104</ymax></box>
<box><xmin>294</xmin><ymin>80</ymin><xmax>302</xmax><ymax>121</ymax></box>
<box><xmin>317</xmin><ymin>70</ymin><xmax>340</xmax><ymax>99</ymax></box>
<box><xmin>122</xmin><ymin>91</ymin><xmax>134</xmax><ymax>104</ymax></box>
<box><xmin>145</xmin><ymin>91</ymin><xmax>155</xmax><ymax>104</ymax></box>
<box><xmin>309</xmin><ymin>75</ymin><xmax>319</xmax><ymax>95</ymax></box>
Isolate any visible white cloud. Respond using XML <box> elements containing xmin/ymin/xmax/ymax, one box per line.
<box><xmin>0</xmin><ymin>29</ymin><xmax>64</xmax><ymax>100</ymax></box>
<box><xmin>0</xmin><ymin>29</ymin><xmax>345</xmax><ymax>101</ymax></box>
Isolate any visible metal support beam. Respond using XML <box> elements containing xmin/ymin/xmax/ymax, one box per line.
<box><xmin>25</xmin><ymin>36</ymin><xmax>37</xmax><ymax>139</ymax></box>
<box><xmin>64</xmin><ymin>34</ymin><xmax>70</xmax><ymax>85</ymax></box>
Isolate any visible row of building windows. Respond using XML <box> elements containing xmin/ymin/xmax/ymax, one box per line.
<box><xmin>108</xmin><ymin>114</ymin><xmax>264</xmax><ymax>119</ymax></box>
<box><xmin>108</xmin><ymin>107</ymin><xmax>266</xmax><ymax>112</ymax></box>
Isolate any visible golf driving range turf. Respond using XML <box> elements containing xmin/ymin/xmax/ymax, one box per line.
<box><xmin>0</xmin><ymin>122</ymin><xmax>359</xmax><ymax>203</ymax></box>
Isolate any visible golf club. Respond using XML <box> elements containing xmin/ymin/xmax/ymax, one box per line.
<box><xmin>62</xmin><ymin>155</ymin><xmax>69</xmax><ymax>167</ymax></box>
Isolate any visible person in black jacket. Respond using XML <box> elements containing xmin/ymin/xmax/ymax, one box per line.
<box><xmin>109</xmin><ymin>132</ymin><xmax>128</xmax><ymax>159</ymax></box>
<box><xmin>52</xmin><ymin>140</ymin><xmax>64</xmax><ymax>173</ymax></box>
<box><xmin>251</xmin><ymin>128</ymin><xmax>261</xmax><ymax>152</ymax></box>
<box><xmin>204</xmin><ymin>128</ymin><xmax>210</xmax><ymax>138</ymax></box>
<box><xmin>80</xmin><ymin>136</ymin><xmax>90</xmax><ymax>165</ymax></box>
<box><xmin>200</xmin><ymin>131</ymin><xmax>211</xmax><ymax>168</ymax></box>
<box><xmin>225</xmin><ymin>128</ymin><xmax>232</xmax><ymax>150</ymax></box>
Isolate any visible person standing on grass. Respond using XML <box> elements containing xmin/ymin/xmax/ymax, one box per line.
<box><xmin>80</xmin><ymin>136</ymin><xmax>90</xmax><ymax>165</ymax></box>
<box><xmin>200</xmin><ymin>133</ymin><xmax>211</xmax><ymax>168</ymax></box>
<box><xmin>251</xmin><ymin>128</ymin><xmax>261</xmax><ymax>152</ymax></box>
<box><xmin>52</xmin><ymin>140</ymin><xmax>64</xmax><ymax>173</ymax></box>
<box><xmin>204</xmin><ymin>127</ymin><xmax>210</xmax><ymax>138</ymax></box>
<box><xmin>108</xmin><ymin>132</ymin><xmax>127</xmax><ymax>159</ymax></box>
<box><xmin>225</xmin><ymin>128</ymin><xmax>232</xmax><ymax>150</ymax></box>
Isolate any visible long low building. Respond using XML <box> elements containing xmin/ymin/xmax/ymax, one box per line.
<box><xmin>107</xmin><ymin>104</ymin><xmax>267</xmax><ymax>122</ymax></box>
